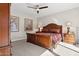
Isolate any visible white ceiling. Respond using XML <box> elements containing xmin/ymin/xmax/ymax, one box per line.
<box><xmin>11</xmin><ymin>3</ymin><xmax>79</xmax><ymax>18</ymax></box>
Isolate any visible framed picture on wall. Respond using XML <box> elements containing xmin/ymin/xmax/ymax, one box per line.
<box><xmin>24</xmin><ymin>18</ymin><xmax>33</xmax><ymax>31</ymax></box>
<box><xmin>10</xmin><ymin>16</ymin><xmax>19</xmax><ymax>32</ymax></box>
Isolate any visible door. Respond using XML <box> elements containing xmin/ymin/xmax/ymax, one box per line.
<box><xmin>0</xmin><ymin>3</ymin><xmax>10</xmax><ymax>47</ymax></box>
<box><xmin>0</xmin><ymin>46</ymin><xmax>11</xmax><ymax>56</ymax></box>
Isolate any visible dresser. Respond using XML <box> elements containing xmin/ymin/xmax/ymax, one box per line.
<box><xmin>64</xmin><ymin>33</ymin><xmax>75</xmax><ymax>44</ymax></box>
<box><xmin>0</xmin><ymin>3</ymin><xmax>11</xmax><ymax>56</ymax></box>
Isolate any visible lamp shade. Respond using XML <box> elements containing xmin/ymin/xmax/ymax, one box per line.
<box><xmin>66</xmin><ymin>21</ymin><xmax>72</xmax><ymax>27</ymax></box>
<box><xmin>38</xmin><ymin>22</ymin><xmax>43</xmax><ymax>31</ymax></box>
<box><xmin>65</xmin><ymin>21</ymin><xmax>72</xmax><ymax>34</ymax></box>
<box><xmin>38</xmin><ymin>22</ymin><xmax>42</xmax><ymax>28</ymax></box>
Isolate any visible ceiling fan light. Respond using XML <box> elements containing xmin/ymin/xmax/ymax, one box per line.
<box><xmin>37</xmin><ymin>8</ymin><xmax>39</xmax><ymax>11</ymax></box>
<box><xmin>37</xmin><ymin>10</ymin><xmax>39</xmax><ymax>14</ymax></box>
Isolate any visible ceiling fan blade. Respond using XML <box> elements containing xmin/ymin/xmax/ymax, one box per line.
<box><xmin>27</xmin><ymin>6</ymin><xmax>37</xmax><ymax>9</ymax></box>
<box><xmin>39</xmin><ymin>6</ymin><xmax>48</xmax><ymax>9</ymax></box>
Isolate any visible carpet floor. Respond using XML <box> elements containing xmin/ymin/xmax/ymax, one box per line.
<box><xmin>12</xmin><ymin>39</ymin><xmax>79</xmax><ymax>56</ymax></box>
<box><xmin>12</xmin><ymin>39</ymin><xmax>49</xmax><ymax>56</ymax></box>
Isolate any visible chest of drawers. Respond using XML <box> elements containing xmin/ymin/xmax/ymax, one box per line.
<box><xmin>64</xmin><ymin>33</ymin><xmax>75</xmax><ymax>44</ymax></box>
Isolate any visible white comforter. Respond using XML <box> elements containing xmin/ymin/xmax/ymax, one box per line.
<box><xmin>41</xmin><ymin>42</ymin><xmax>79</xmax><ymax>56</ymax></box>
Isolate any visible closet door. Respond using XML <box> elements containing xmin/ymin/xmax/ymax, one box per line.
<box><xmin>0</xmin><ymin>3</ymin><xmax>10</xmax><ymax>47</ymax></box>
<box><xmin>0</xmin><ymin>14</ymin><xmax>1</xmax><ymax>46</ymax></box>
<box><xmin>0</xmin><ymin>46</ymin><xmax>11</xmax><ymax>56</ymax></box>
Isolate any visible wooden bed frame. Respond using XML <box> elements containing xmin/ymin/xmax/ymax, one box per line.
<box><xmin>27</xmin><ymin>23</ymin><xmax>62</xmax><ymax>49</ymax></box>
<box><xmin>41</xmin><ymin>23</ymin><xmax>62</xmax><ymax>37</ymax></box>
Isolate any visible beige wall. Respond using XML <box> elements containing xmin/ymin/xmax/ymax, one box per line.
<box><xmin>10</xmin><ymin>13</ymin><xmax>37</xmax><ymax>42</ymax></box>
<box><xmin>38</xmin><ymin>7</ymin><xmax>79</xmax><ymax>43</ymax></box>
<box><xmin>10</xmin><ymin>3</ymin><xmax>38</xmax><ymax>42</ymax></box>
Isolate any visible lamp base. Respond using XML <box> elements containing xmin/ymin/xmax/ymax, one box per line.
<box><xmin>67</xmin><ymin>27</ymin><xmax>70</xmax><ymax>34</ymax></box>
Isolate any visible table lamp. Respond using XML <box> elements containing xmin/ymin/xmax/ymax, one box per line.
<box><xmin>66</xmin><ymin>21</ymin><xmax>72</xmax><ymax>34</ymax></box>
<box><xmin>38</xmin><ymin>22</ymin><xmax>43</xmax><ymax>32</ymax></box>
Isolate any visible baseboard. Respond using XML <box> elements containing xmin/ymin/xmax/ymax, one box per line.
<box><xmin>11</xmin><ymin>38</ymin><xmax>26</xmax><ymax>42</ymax></box>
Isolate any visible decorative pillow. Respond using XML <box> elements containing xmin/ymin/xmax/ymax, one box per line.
<box><xmin>49</xmin><ymin>29</ymin><xmax>60</xmax><ymax>33</ymax></box>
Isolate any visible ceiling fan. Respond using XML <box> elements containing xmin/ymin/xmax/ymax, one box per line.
<box><xmin>27</xmin><ymin>4</ymin><xmax>48</xmax><ymax>14</ymax></box>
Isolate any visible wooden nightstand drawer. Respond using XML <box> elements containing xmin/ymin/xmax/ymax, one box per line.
<box><xmin>64</xmin><ymin>41</ymin><xmax>75</xmax><ymax>44</ymax></box>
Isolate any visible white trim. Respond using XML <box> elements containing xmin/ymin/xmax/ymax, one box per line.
<box><xmin>11</xmin><ymin>37</ymin><xmax>26</xmax><ymax>42</ymax></box>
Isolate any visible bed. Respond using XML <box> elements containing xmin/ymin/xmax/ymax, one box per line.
<box><xmin>27</xmin><ymin>23</ymin><xmax>62</xmax><ymax>49</ymax></box>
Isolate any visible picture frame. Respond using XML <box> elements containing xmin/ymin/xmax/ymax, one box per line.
<box><xmin>10</xmin><ymin>16</ymin><xmax>19</xmax><ymax>32</ymax></box>
<box><xmin>24</xmin><ymin>18</ymin><xmax>33</xmax><ymax>31</ymax></box>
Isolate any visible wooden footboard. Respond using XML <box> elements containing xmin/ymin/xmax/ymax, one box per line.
<box><xmin>27</xmin><ymin>33</ymin><xmax>54</xmax><ymax>49</ymax></box>
<box><xmin>36</xmin><ymin>34</ymin><xmax>52</xmax><ymax>48</ymax></box>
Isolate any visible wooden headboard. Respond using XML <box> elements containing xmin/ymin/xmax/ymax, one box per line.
<box><xmin>42</xmin><ymin>23</ymin><xmax>62</xmax><ymax>37</ymax></box>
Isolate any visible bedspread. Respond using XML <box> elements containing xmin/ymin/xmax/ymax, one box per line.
<box><xmin>51</xmin><ymin>33</ymin><xmax>61</xmax><ymax>44</ymax></box>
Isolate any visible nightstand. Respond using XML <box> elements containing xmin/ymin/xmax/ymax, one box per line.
<box><xmin>64</xmin><ymin>33</ymin><xmax>75</xmax><ymax>44</ymax></box>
